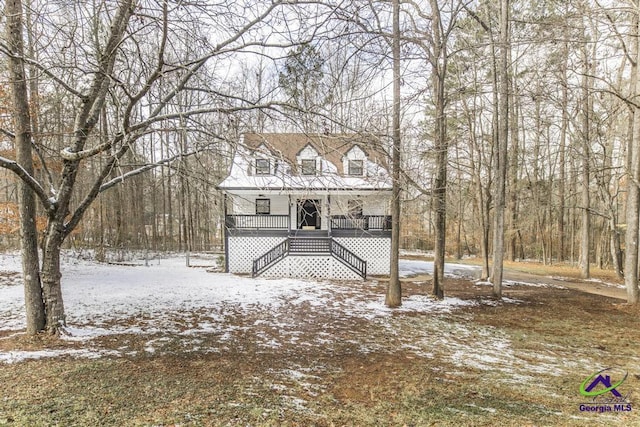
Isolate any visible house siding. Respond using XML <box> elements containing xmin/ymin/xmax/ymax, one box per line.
<box><xmin>231</xmin><ymin>195</ymin><xmax>289</xmax><ymax>216</ymax></box>
<box><xmin>330</xmin><ymin>195</ymin><xmax>390</xmax><ymax>217</ymax></box>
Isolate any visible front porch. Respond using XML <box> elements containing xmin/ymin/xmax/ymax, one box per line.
<box><xmin>222</xmin><ymin>192</ymin><xmax>392</xmax><ymax>278</ymax></box>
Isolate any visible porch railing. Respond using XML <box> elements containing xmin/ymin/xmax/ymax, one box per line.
<box><xmin>330</xmin><ymin>215</ymin><xmax>391</xmax><ymax>230</ymax></box>
<box><xmin>330</xmin><ymin>239</ymin><xmax>367</xmax><ymax>279</ymax></box>
<box><xmin>252</xmin><ymin>239</ymin><xmax>289</xmax><ymax>277</ymax></box>
<box><xmin>251</xmin><ymin>237</ymin><xmax>367</xmax><ymax>279</ymax></box>
<box><xmin>226</xmin><ymin>214</ymin><xmax>390</xmax><ymax>231</ymax></box>
<box><xmin>226</xmin><ymin>214</ymin><xmax>289</xmax><ymax>229</ymax></box>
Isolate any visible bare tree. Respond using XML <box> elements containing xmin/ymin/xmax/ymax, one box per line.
<box><xmin>579</xmin><ymin>38</ymin><xmax>592</xmax><ymax>279</ymax></box>
<box><xmin>5</xmin><ymin>0</ymin><xmax>45</xmax><ymax>333</ymax></box>
<box><xmin>413</xmin><ymin>0</ymin><xmax>463</xmax><ymax>299</ymax></box>
<box><xmin>1</xmin><ymin>0</ymin><xmax>322</xmax><ymax>334</ymax></box>
<box><xmin>386</xmin><ymin>0</ymin><xmax>402</xmax><ymax>308</ymax></box>
<box><xmin>625</xmin><ymin>1</ymin><xmax>640</xmax><ymax>304</ymax></box>
<box><xmin>490</xmin><ymin>0</ymin><xmax>510</xmax><ymax>298</ymax></box>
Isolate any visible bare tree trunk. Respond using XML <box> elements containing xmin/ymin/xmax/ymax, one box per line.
<box><xmin>558</xmin><ymin>37</ymin><xmax>569</xmax><ymax>262</ymax></box>
<box><xmin>507</xmin><ymin>71</ymin><xmax>519</xmax><ymax>262</ymax></box>
<box><xmin>6</xmin><ymin>0</ymin><xmax>46</xmax><ymax>334</ymax></box>
<box><xmin>166</xmin><ymin>137</ymin><xmax>174</xmax><ymax>251</ymax></box>
<box><xmin>625</xmin><ymin>4</ymin><xmax>640</xmax><ymax>304</ymax></box>
<box><xmin>473</xmin><ymin>170</ymin><xmax>490</xmax><ymax>280</ymax></box>
<box><xmin>491</xmin><ymin>0</ymin><xmax>509</xmax><ymax>298</ymax></box>
<box><xmin>41</xmin><ymin>223</ymin><xmax>66</xmax><ymax>331</ymax></box>
<box><xmin>430</xmin><ymin>0</ymin><xmax>447</xmax><ymax>300</ymax></box>
<box><xmin>455</xmin><ymin>150</ymin><xmax>463</xmax><ymax>261</ymax></box>
<box><xmin>610</xmin><ymin>218</ymin><xmax>623</xmax><ymax>279</ymax></box>
<box><xmin>579</xmin><ymin>45</ymin><xmax>591</xmax><ymax>279</ymax></box>
<box><xmin>533</xmin><ymin>81</ymin><xmax>545</xmax><ymax>263</ymax></box>
<box><xmin>626</xmin><ymin>119</ymin><xmax>640</xmax><ymax>303</ymax></box>
<box><xmin>386</xmin><ymin>0</ymin><xmax>402</xmax><ymax>307</ymax></box>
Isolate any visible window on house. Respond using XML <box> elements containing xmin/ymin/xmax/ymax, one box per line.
<box><xmin>255</xmin><ymin>199</ymin><xmax>270</xmax><ymax>215</ymax></box>
<box><xmin>348</xmin><ymin>159</ymin><xmax>364</xmax><ymax>176</ymax></box>
<box><xmin>255</xmin><ymin>158</ymin><xmax>270</xmax><ymax>175</ymax></box>
<box><xmin>301</xmin><ymin>159</ymin><xmax>316</xmax><ymax>175</ymax></box>
<box><xmin>348</xmin><ymin>199</ymin><xmax>363</xmax><ymax>217</ymax></box>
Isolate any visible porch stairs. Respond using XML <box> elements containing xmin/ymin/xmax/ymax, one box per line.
<box><xmin>252</xmin><ymin>237</ymin><xmax>367</xmax><ymax>279</ymax></box>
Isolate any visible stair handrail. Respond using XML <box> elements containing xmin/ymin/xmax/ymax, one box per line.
<box><xmin>252</xmin><ymin>239</ymin><xmax>289</xmax><ymax>277</ymax></box>
<box><xmin>330</xmin><ymin>239</ymin><xmax>367</xmax><ymax>279</ymax></box>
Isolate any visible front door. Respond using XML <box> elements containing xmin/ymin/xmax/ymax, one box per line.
<box><xmin>297</xmin><ymin>199</ymin><xmax>321</xmax><ymax>229</ymax></box>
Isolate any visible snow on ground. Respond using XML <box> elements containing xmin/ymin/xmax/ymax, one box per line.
<box><xmin>579</xmin><ymin>277</ymin><xmax>625</xmax><ymax>289</ymax></box>
<box><xmin>0</xmin><ymin>253</ymin><xmax>485</xmax><ymax>362</ymax></box>
<box><xmin>399</xmin><ymin>258</ymin><xmax>481</xmax><ymax>279</ymax></box>
<box><xmin>0</xmin><ymin>254</ymin><xmax>481</xmax><ymax>336</ymax></box>
<box><xmin>0</xmin><ymin>251</ymin><xmax>590</xmax><ymax>389</ymax></box>
<box><xmin>475</xmin><ymin>279</ymin><xmax>567</xmax><ymax>290</ymax></box>
<box><xmin>1</xmin><ymin>254</ymin><xmax>325</xmax><ymax>333</ymax></box>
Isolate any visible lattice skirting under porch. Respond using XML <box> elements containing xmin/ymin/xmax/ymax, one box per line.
<box><xmin>227</xmin><ymin>236</ymin><xmax>390</xmax><ymax>278</ymax></box>
<box><xmin>227</xmin><ymin>236</ymin><xmax>287</xmax><ymax>273</ymax></box>
<box><xmin>334</xmin><ymin>237</ymin><xmax>390</xmax><ymax>275</ymax></box>
<box><xmin>261</xmin><ymin>256</ymin><xmax>362</xmax><ymax>280</ymax></box>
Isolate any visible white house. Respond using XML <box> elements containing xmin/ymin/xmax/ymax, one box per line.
<box><xmin>218</xmin><ymin>133</ymin><xmax>392</xmax><ymax>279</ymax></box>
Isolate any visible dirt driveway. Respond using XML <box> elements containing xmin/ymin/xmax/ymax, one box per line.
<box><xmin>501</xmin><ymin>269</ymin><xmax>627</xmax><ymax>300</ymax></box>
<box><xmin>401</xmin><ymin>258</ymin><xmax>628</xmax><ymax>301</ymax></box>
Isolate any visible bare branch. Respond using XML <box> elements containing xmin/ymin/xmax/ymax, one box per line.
<box><xmin>60</xmin><ymin>141</ymin><xmax>112</xmax><ymax>161</ymax></box>
<box><xmin>0</xmin><ymin>42</ymin><xmax>87</xmax><ymax>100</ymax></box>
<box><xmin>0</xmin><ymin>156</ymin><xmax>53</xmax><ymax>211</ymax></box>
<box><xmin>99</xmin><ymin>150</ymin><xmax>200</xmax><ymax>193</ymax></box>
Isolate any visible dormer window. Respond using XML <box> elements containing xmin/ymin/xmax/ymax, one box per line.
<box><xmin>348</xmin><ymin>159</ymin><xmax>364</xmax><ymax>176</ymax></box>
<box><xmin>255</xmin><ymin>158</ymin><xmax>270</xmax><ymax>175</ymax></box>
<box><xmin>301</xmin><ymin>159</ymin><xmax>316</xmax><ymax>175</ymax></box>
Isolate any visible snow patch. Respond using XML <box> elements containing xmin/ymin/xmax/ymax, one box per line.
<box><xmin>399</xmin><ymin>259</ymin><xmax>481</xmax><ymax>279</ymax></box>
<box><xmin>0</xmin><ymin>348</ymin><xmax>118</xmax><ymax>364</ymax></box>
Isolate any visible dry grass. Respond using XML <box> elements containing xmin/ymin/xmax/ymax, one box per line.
<box><xmin>1</xmin><ymin>279</ymin><xmax>639</xmax><ymax>426</ymax></box>
<box><xmin>457</xmin><ymin>257</ymin><xmax>623</xmax><ymax>284</ymax></box>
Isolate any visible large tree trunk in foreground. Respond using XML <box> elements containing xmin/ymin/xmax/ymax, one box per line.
<box><xmin>41</xmin><ymin>223</ymin><xmax>66</xmax><ymax>331</ymax></box>
<box><xmin>579</xmin><ymin>45</ymin><xmax>591</xmax><ymax>279</ymax></box>
<box><xmin>430</xmin><ymin>0</ymin><xmax>447</xmax><ymax>300</ymax></box>
<box><xmin>6</xmin><ymin>0</ymin><xmax>46</xmax><ymax>334</ymax></box>
<box><xmin>625</xmin><ymin>127</ymin><xmax>640</xmax><ymax>303</ymax></box>
<box><xmin>491</xmin><ymin>0</ymin><xmax>509</xmax><ymax>298</ymax></box>
<box><xmin>386</xmin><ymin>0</ymin><xmax>401</xmax><ymax>307</ymax></box>
<box><xmin>625</xmin><ymin>8</ymin><xmax>640</xmax><ymax>303</ymax></box>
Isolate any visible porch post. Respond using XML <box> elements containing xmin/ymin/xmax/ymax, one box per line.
<box><xmin>288</xmin><ymin>195</ymin><xmax>292</xmax><ymax>233</ymax></box>
<box><xmin>223</xmin><ymin>193</ymin><xmax>229</xmax><ymax>273</ymax></box>
<box><xmin>327</xmin><ymin>194</ymin><xmax>331</xmax><ymax>236</ymax></box>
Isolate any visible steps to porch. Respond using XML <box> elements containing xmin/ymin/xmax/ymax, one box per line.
<box><xmin>289</xmin><ymin>237</ymin><xmax>330</xmax><ymax>254</ymax></box>
<box><xmin>252</xmin><ymin>237</ymin><xmax>367</xmax><ymax>279</ymax></box>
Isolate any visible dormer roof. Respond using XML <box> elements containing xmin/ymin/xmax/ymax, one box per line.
<box><xmin>219</xmin><ymin>133</ymin><xmax>391</xmax><ymax>191</ymax></box>
<box><xmin>243</xmin><ymin>133</ymin><xmax>388</xmax><ymax>171</ymax></box>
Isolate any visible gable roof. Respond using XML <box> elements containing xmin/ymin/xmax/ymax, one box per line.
<box><xmin>242</xmin><ymin>133</ymin><xmax>389</xmax><ymax>171</ymax></box>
